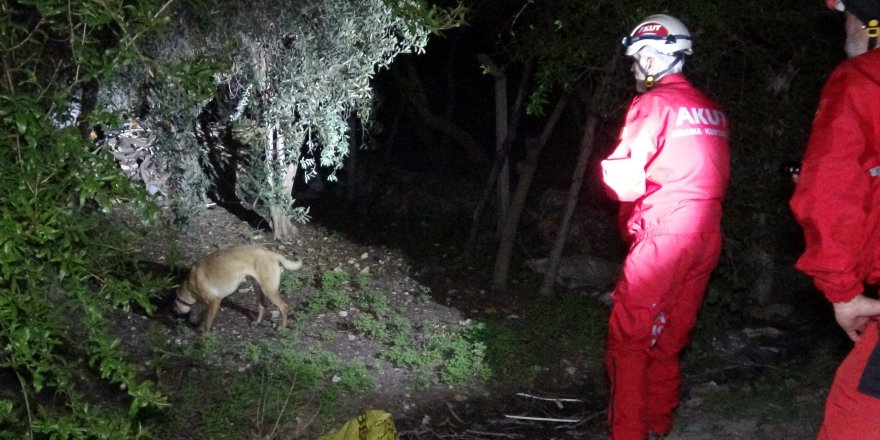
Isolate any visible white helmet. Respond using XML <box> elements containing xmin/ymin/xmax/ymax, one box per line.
<box><xmin>826</xmin><ymin>0</ymin><xmax>845</xmax><ymax>11</ymax></box>
<box><xmin>825</xmin><ymin>0</ymin><xmax>880</xmax><ymax>51</ymax></box>
<box><xmin>826</xmin><ymin>0</ymin><xmax>880</xmax><ymax>25</ymax></box>
<box><xmin>622</xmin><ymin>14</ymin><xmax>693</xmax><ymax>57</ymax></box>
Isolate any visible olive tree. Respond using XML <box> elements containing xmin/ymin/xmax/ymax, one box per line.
<box><xmin>104</xmin><ymin>0</ymin><xmax>462</xmax><ymax>239</ymax></box>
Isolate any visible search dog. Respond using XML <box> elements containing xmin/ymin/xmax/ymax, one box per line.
<box><xmin>174</xmin><ymin>245</ymin><xmax>302</xmax><ymax>332</ymax></box>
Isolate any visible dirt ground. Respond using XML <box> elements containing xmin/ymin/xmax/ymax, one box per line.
<box><xmin>112</xmin><ymin>179</ymin><xmax>828</xmax><ymax>439</ymax></box>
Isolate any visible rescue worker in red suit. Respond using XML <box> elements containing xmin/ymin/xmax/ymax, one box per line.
<box><xmin>790</xmin><ymin>1</ymin><xmax>880</xmax><ymax>438</ymax></box>
<box><xmin>600</xmin><ymin>14</ymin><xmax>730</xmax><ymax>440</ymax></box>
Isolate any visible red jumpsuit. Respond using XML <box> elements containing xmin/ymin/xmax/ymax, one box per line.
<box><xmin>601</xmin><ymin>73</ymin><xmax>729</xmax><ymax>440</ymax></box>
<box><xmin>790</xmin><ymin>49</ymin><xmax>880</xmax><ymax>440</ymax></box>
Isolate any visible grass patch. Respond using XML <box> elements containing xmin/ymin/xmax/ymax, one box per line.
<box><xmin>382</xmin><ymin>321</ymin><xmax>491</xmax><ymax>389</ymax></box>
<box><xmin>475</xmin><ymin>294</ymin><xmax>608</xmax><ymax>381</ymax></box>
<box><xmin>290</xmin><ymin>269</ymin><xmax>493</xmax><ymax>392</ymax></box>
<box><xmin>298</xmin><ymin>270</ymin><xmax>353</xmax><ymax>314</ymax></box>
<box><xmin>153</xmin><ymin>339</ymin><xmax>376</xmax><ymax>440</ymax></box>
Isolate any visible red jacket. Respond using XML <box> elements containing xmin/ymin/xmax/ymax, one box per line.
<box><xmin>790</xmin><ymin>49</ymin><xmax>880</xmax><ymax>303</ymax></box>
<box><xmin>602</xmin><ymin>73</ymin><xmax>730</xmax><ymax>240</ymax></box>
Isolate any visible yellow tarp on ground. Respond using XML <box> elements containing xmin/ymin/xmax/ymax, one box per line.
<box><xmin>318</xmin><ymin>410</ymin><xmax>397</xmax><ymax>440</ymax></box>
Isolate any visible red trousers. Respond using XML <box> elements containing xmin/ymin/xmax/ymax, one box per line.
<box><xmin>817</xmin><ymin>321</ymin><xmax>880</xmax><ymax>440</ymax></box>
<box><xmin>606</xmin><ymin>232</ymin><xmax>721</xmax><ymax>440</ymax></box>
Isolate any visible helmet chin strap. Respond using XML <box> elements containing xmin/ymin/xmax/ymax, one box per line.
<box><xmin>867</xmin><ymin>18</ymin><xmax>879</xmax><ymax>50</ymax></box>
<box><xmin>637</xmin><ymin>54</ymin><xmax>684</xmax><ymax>89</ymax></box>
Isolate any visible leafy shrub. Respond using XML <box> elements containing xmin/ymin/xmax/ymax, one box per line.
<box><xmin>321</xmin><ymin>269</ymin><xmax>352</xmax><ymax>292</ymax></box>
<box><xmin>0</xmin><ymin>1</ymin><xmax>177</xmax><ymax>437</ymax></box>
<box><xmin>382</xmin><ymin>321</ymin><xmax>491</xmax><ymax>388</ymax></box>
<box><xmin>280</xmin><ymin>272</ymin><xmax>309</xmax><ymax>294</ymax></box>
<box><xmin>162</xmin><ymin>340</ymin><xmax>377</xmax><ymax>440</ymax></box>
<box><xmin>354</xmin><ymin>314</ymin><xmax>391</xmax><ymax>340</ymax></box>
<box><xmin>0</xmin><ymin>120</ymin><xmax>169</xmax><ymax>435</ymax></box>
<box><xmin>358</xmin><ymin>290</ymin><xmax>392</xmax><ymax>318</ymax></box>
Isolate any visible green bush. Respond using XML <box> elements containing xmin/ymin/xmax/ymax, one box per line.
<box><xmin>0</xmin><ymin>1</ymin><xmax>177</xmax><ymax>437</ymax></box>
<box><xmin>0</xmin><ymin>118</ymin><xmax>170</xmax><ymax>435</ymax></box>
<box><xmin>354</xmin><ymin>313</ymin><xmax>391</xmax><ymax>340</ymax></box>
<box><xmin>321</xmin><ymin>269</ymin><xmax>352</xmax><ymax>292</ymax></box>
<box><xmin>383</xmin><ymin>321</ymin><xmax>491</xmax><ymax>388</ymax></box>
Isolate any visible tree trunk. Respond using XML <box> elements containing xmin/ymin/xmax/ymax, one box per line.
<box><xmin>478</xmin><ymin>54</ymin><xmax>510</xmax><ymax>229</ymax></box>
<box><xmin>441</xmin><ymin>34</ymin><xmax>461</xmax><ymax>154</ymax></box>
<box><xmin>265</xmin><ymin>123</ymin><xmax>298</xmax><ymax>239</ymax></box>
<box><xmin>385</xmin><ymin>111</ymin><xmax>400</xmax><ymax>163</ymax></box>
<box><xmin>491</xmin><ymin>94</ymin><xmax>569</xmax><ymax>291</ymax></box>
<box><xmin>398</xmin><ymin>60</ymin><xmax>487</xmax><ymax>165</ymax></box>
<box><xmin>466</xmin><ymin>58</ymin><xmax>533</xmax><ymax>252</ymax></box>
<box><xmin>750</xmin><ymin>214</ymin><xmax>776</xmax><ymax>306</ymax></box>
<box><xmin>539</xmin><ymin>113</ymin><xmax>599</xmax><ymax>296</ymax></box>
<box><xmin>270</xmin><ymin>205</ymin><xmax>296</xmax><ymax>238</ymax></box>
<box><xmin>77</xmin><ymin>79</ymin><xmax>98</xmax><ymax>140</ymax></box>
<box><xmin>347</xmin><ymin>116</ymin><xmax>358</xmax><ymax>202</ymax></box>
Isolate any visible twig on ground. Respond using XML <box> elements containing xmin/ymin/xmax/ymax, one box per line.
<box><xmin>503</xmin><ymin>414</ymin><xmax>580</xmax><ymax>423</ymax></box>
<box><xmin>554</xmin><ymin>410</ymin><xmax>605</xmax><ymax>429</ymax></box>
<box><xmin>515</xmin><ymin>392</ymin><xmax>584</xmax><ymax>403</ymax></box>
<box><xmin>446</xmin><ymin>402</ymin><xmax>467</xmax><ymax>425</ymax></box>
<box><xmin>690</xmin><ymin>362</ymin><xmax>772</xmax><ymax>379</ymax></box>
<box><xmin>464</xmin><ymin>429</ymin><xmax>523</xmax><ymax>438</ymax></box>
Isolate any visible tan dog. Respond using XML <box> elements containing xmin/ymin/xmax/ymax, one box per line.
<box><xmin>174</xmin><ymin>245</ymin><xmax>303</xmax><ymax>332</ymax></box>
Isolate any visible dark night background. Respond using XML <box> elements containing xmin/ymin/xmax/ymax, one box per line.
<box><xmin>0</xmin><ymin>1</ymin><xmax>862</xmax><ymax>438</ymax></box>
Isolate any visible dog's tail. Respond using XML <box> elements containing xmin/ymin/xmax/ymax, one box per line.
<box><xmin>278</xmin><ymin>255</ymin><xmax>303</xmax><ymax>272</ymax></box>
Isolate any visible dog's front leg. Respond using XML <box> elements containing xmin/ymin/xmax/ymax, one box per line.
<box><xmin>201</xmin><ymin>299</ymin><xmax>222</xmax><ymax>333</ymax></box>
